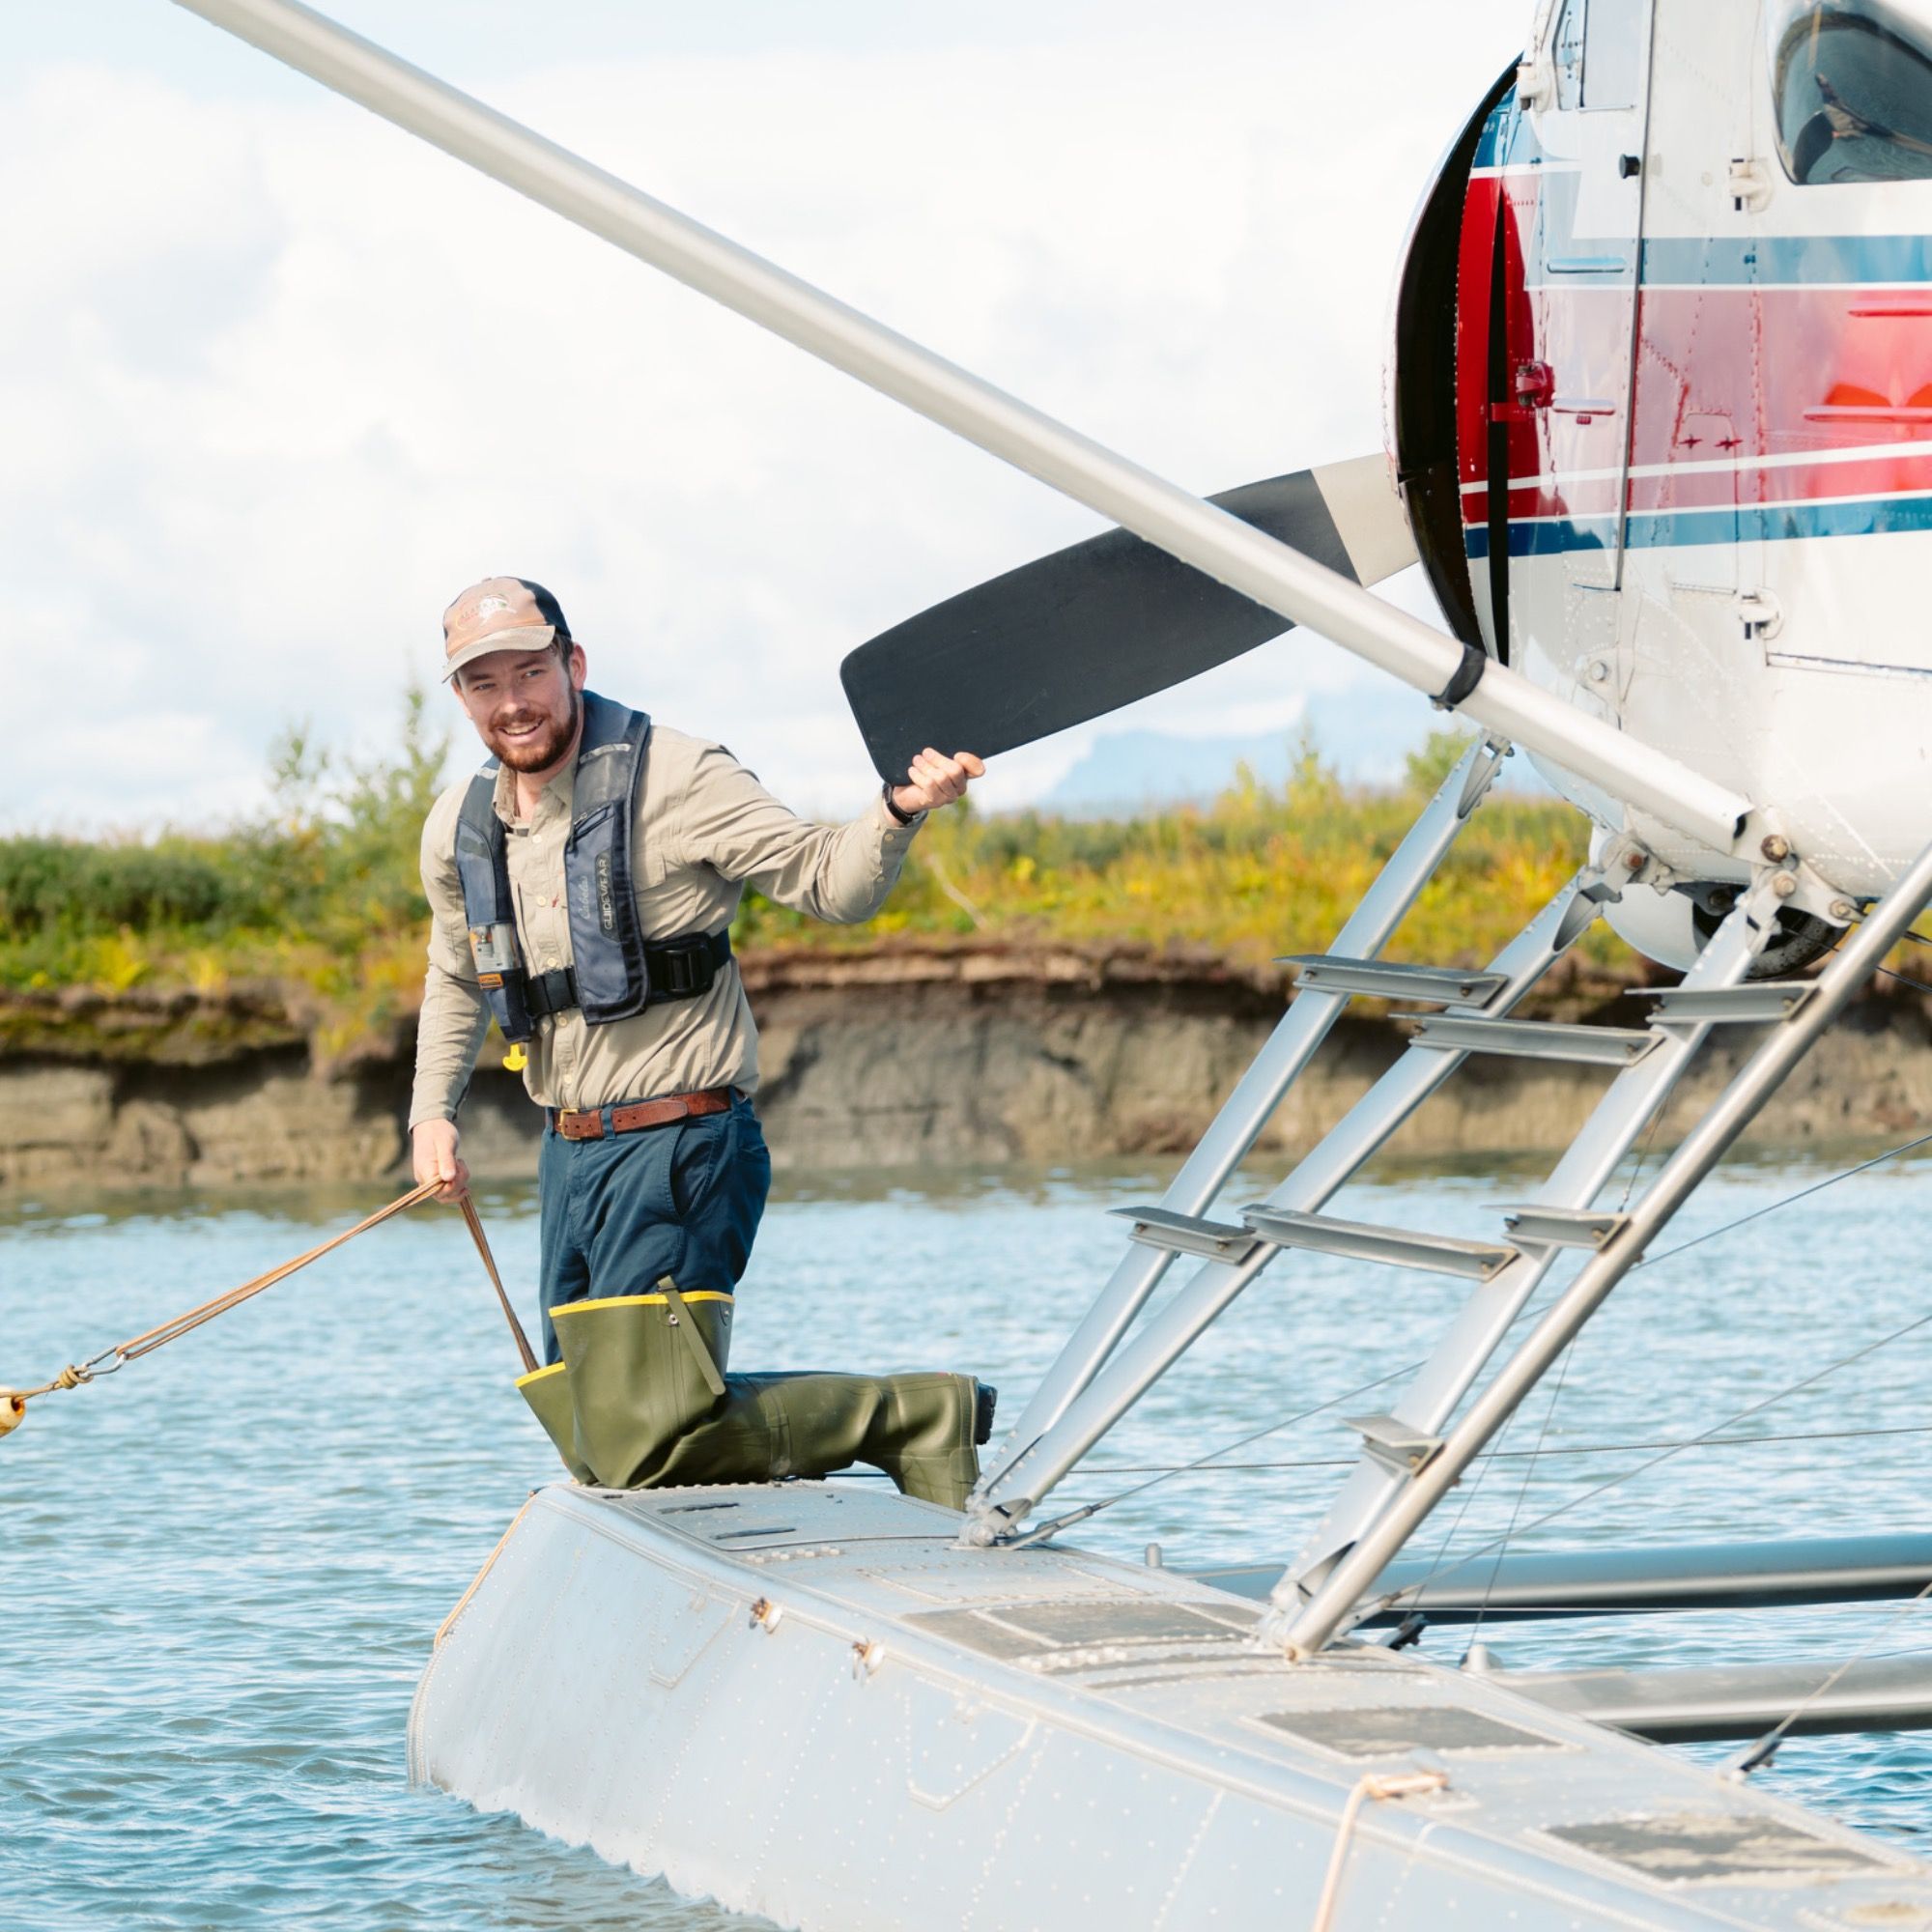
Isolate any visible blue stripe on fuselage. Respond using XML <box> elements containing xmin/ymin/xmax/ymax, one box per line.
<box><xmin>1464</xmin><ymin>495</ymin><xmax>1932</xmax><ymax>558</ymax></box>
<box><xmin>1640</xmin><ymin>233</ymin><xmax>1932</xmax><ymax>286</ymax></box>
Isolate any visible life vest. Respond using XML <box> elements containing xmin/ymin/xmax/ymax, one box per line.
<box><xmin>452</xmin><ymin>691</ymin><xmax>731</xmax><ymax>1043</ymax></box>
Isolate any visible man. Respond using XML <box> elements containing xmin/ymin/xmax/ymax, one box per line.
<box><xmin>410</xmin><ymin>575</ymin><xmax>982</xmax><ymax>1366</ymax></box>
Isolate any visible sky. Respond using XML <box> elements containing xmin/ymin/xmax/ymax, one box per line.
<box><xmin>7</xmin><ymin>0</ymin><xmax>1530</xmax><ymax>833</ymax></box>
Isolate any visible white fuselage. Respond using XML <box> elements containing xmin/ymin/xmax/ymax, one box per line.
<box><xmin>1465</xmin><ymin>0</ymin><xmax>1932</xmax><ymax>895</ymax></box>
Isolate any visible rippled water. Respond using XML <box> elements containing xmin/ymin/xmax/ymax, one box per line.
<box><xmin>6</xmin><ymin>1145</ymin><xmax>1932</xmax><ymax>1925</ymax></box>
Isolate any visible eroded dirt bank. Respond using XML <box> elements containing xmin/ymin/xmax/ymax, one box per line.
<box><xmin>4</xmin><ymin>945</ymin><xmax>1928</xmax><ymax>1193</ymax></box>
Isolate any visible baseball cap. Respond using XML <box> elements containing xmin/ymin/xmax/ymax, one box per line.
<box><xmin>440</xmin><ymin>577</ymin><xmax>572</xmax><ymax>682</ymax></box>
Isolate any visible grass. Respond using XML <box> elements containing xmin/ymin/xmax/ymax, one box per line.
<box><xmin>0</xmin><ymin>709</ymin><xmax>1646</xmax><ymax>1060</ymax></box>
<box><xmin>735</xmin><ymin>732</ymin><xmax>1623</xmax><ymax>976</ymax></box>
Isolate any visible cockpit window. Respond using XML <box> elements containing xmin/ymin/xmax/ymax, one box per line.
<box><xmin>1548</xmin><ymin>0</ymin><xmax>1644</xmax><ymax>113</ymax></box>
<box><xmin>1582</xmin><ymin>0</ymin><xmax>1642</xmax><ymax>110</ymax></box>
<box><xmin>1767</xmin><ymin>0</ymin><xmax>1932</xmax><ymax>185</ymax></box>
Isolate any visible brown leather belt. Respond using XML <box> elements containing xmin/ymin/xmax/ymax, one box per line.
<box><xmin>550</xmin><ymin>1087</ymin><xmax>734</xmax><ymax>1141</ymax></box>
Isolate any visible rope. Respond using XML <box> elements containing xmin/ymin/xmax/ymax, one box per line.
<box><xmin>460</xmin><ymin>1194</ymin><xmax>538</xmax><ymax>1374</ymax></box>
<box><xmin>113</xmin><ymin>1179</ymin><xmax>441</xmax><ymax>1362</ymax></box>
<box><xmin>1309</xmin><ymin>1770</ymin><xmax>1450</xmax><ymax>1932</ymax></box>
<box><xmin>3</xmin><ymin>1179</ymin><xmax>528</xmax><ymax>1433</ymax></box>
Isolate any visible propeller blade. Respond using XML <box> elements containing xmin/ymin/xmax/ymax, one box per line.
<box><xmin>840</xmin><ymin>454</ymin><xmax>1416</xmax><ymax>781</ymax></box>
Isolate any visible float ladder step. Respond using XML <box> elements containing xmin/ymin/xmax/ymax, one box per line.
<box><xmin>1409</xmin><ymin>1014</ymin><xmax>1660</xmax><ymax>1066</ymax></box>
<box><xmin>1637</xmin><ymin>980</ymin><xmax>1818</xmax><ymax>1025</ymax></box>
<box><xmin>1111</xmin><ymin>1207</ymin><xmax>1262</xmax><ymax>1265</ymax></box>
<box><xmin>1242</xmin><ymin>1206</ymin><xmax>1519</xmax><ymax>1281</ymax></box>
<box><xmin>1279</xmin><ymin>955</ymin><xmax>1511</xmax><ymax>1007</ymax></box>
<box><xmin>1500</xmin><ymin>1205</ymin><xmax>1630</xmax><ymax>1250</ymax></box>
<box><xmin>1344</xmin><ymin>1411</ymin><xmax>1445</xmax><ymax>1475</ymax></box>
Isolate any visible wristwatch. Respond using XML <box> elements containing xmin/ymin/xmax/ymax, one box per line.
<box><xmin>882</xmin><ymin>781</ymin><xmax>923</xmax><ymax>827</ymax></box>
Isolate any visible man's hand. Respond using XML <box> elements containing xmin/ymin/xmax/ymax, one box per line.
<box><xmin>891</xmin><ymin>749</ymin><xmax>984</xmax><ymax>818</ymax></box>
<box><xmin>412</xmin><ymin>1119</ymin><xmax>470</xmax><ymax>1202</ymax></box>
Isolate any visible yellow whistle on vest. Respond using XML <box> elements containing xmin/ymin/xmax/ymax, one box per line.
<box><xmin>502</xmin><ymin>1044</ymin><xmax>528</xmax><ymax>1072</ymax></box>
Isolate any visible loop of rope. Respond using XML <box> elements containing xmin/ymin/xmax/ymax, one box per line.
<box><xmin>4</xmin><ymin>1178</ymin><xmax>531</xmax><ymax>1427</ymax></box>
<box><xmin>6</xmin><ymin>1362</ymin><xmax>94</xmax><ymax>1406</ymax></box>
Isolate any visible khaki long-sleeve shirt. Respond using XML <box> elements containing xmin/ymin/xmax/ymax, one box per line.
<box><xmin>409</xmin><ymin>723</ymin><xmax>923</xmax><ymax>1129</ymax></box>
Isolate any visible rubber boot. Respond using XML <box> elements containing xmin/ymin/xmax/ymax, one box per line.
<box><xmin>549</xmin><ymin>1277</ymin><xmax>983</xmax><ymax>1506</ymax></box>
<box><xmin>857</xmin><ymin>1372</ymin><xmax>983</xmax><ymax>1510</ymax></box>
<box><xmin>638</xmin><ymin>1370</ymin><xmax>984</xmax><ymax>1509</ymax></box>
<box><xmin>515</xmin><ymin>1360</ymin><xmax>594</xmax><ymax>1483</ymax></box>
<box><xmin>553</xmin><ymin>1286</ymin><xmax>736</xmax><ymax>1488</ymax></box>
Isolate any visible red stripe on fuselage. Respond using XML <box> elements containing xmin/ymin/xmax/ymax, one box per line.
<box><xmin>1631</xmin><ymin>283</ymin><xmax>1932</xmax><ymax>479</ymax></box>
<box><xmin>1456</xmin><ymin>154</ymin><xmax>1932</xmax><ymax>532</ymax></box>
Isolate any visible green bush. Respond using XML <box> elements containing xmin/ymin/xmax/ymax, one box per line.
<box><xmin>0</xmin><ymin>688</ymin><xmax>450</xmax><ymax>993</ymax></box>
<box><xmin>0</xmin><ymin>838</ymin><xmax>251</xmax><ymax>939</ymax></box>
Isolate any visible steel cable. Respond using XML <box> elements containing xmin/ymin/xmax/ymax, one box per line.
<box><xmin>1728</xmin><ymin>1574</ymin><xmax>1932</xmax><ymax>1777</ymax></box>
<box><xmin>1383</xmin><ymin>1303</ymin><xmax>1932</xmax><ymax>1605</ymax></box>
<box><xmin>1054</xmin><ymin>1419</ymin><xmax>1932</xmax><ymax>1479</ymax></box>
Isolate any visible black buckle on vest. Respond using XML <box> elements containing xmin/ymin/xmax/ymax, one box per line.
<box><xmin>524</xmin><ymin>966</ymin><xmax>578</xmax><ymax>1018</ymax></box>
<box><xmin>645</xmin><ymin>929</ymin><xmax>730</xmax><ymax>1000</ymax></box>
<box><xmin>515</xmin><ymin>931</ymin><xmax>730</xmax><ymax>1022</ymax></box>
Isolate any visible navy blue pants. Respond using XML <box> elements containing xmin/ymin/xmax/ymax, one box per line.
<box><xmin>537</xmin><ymin>1094</ymin><xmax>773</xmax><ymax>1365</ymax></box>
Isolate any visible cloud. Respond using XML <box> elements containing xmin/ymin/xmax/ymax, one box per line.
<box><xmin>2</xmin><ymin>5</ymin><xmax>1524</xmax><ymax>833</ymax></box>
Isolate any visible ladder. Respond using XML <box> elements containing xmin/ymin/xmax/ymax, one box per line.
<box><xmin>1272</xmin><ymin>838</ymin><xmax>1932</xmax><ymax>1655</ymax></box>
<box><xmin>965</xmin><ymin>766</ymin><xmax>1924</xmax><ymax>1605</ymax></box>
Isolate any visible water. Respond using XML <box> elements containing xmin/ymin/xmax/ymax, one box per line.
<box><xmin>6</xmin><ymin>1148</ymin><xmax>1932</xmax><ymax>1926</ymax></box>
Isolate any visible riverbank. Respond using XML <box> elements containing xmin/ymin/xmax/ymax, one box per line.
<box><xmin>4</xmin><ymin>941</ymin><xmax>1926</xmax><ymax>1193</ymax></box>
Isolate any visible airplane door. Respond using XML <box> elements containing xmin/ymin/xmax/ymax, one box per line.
<box><xmin>1530</xmin><ymin>0</ymin><xmax>1654</xmax><ymax>594</ymax></box>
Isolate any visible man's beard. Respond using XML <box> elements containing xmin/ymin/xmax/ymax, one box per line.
<box><xmin>485</xmin><ymin>685</ymin><xmax>580</xmax><ymax>773</ymax></box>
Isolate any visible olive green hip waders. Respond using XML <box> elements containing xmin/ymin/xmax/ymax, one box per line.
<box><xmin>515</xmin><ymin>1282</ymin><xmax>986</xmax><ymax>1510</ymax></box>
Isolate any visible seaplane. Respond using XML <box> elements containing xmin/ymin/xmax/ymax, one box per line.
<box><xmin>153</xmin><ymin>0</ymin><xmax>1932</xmax><ymax>1923</ymax></box>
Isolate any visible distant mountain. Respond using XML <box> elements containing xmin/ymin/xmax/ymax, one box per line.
<box><xmin>1039</xmin><ymin>696</ymin><xmax>1434</xmax><ymax>816</ymax></box>
<box><xmin>1037</xmin><ymin>698</ymin><xmax>1556</xmax><ymax>816</ymax></box>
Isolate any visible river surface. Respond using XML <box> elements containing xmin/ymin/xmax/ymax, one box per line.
<box><xmin>5</xmin><ymin>1147</ymin><xmax>1932</xmax><ymax>1926</ymax></box>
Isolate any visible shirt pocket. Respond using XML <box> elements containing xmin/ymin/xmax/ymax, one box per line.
<box><xmin>633</xmin><ymin>836</ymin><xmax>669</xmax><ymax>893</ymax></box>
